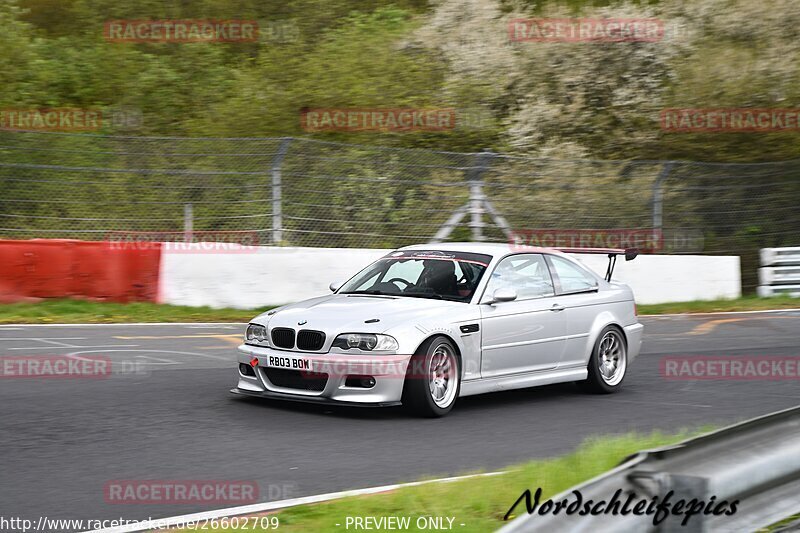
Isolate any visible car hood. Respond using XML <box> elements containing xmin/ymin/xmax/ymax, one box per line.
<box><xmin>252</xmin><ymin>293</ymin><xmax>465</xmax><ymax>334</ymax></box>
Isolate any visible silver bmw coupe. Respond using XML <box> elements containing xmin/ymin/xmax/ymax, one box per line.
<box><xmin>232</xmin><ymin>243</ymin><xmax>643</xmax><ymax>417</ymax></box>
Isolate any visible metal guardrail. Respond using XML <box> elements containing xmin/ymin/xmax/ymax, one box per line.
<box><xmin>759</xmin><ymin>247</ymin><xmax>800</xmax><ymax>297</ymax></box>
<box><xmin>499</xmin><ymin>405</ymin><xmax>800</xmax><ymax>532</ymax></box>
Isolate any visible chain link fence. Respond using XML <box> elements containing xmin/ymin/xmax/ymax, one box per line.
<box><xmin>1</xmin><ymin>130</ymin><xmax>799</xmax><ymax>290</ymax></box>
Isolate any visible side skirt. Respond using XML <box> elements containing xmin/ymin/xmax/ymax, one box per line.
<box><xmin>459</xmin><ymin>367</ymin><xmax>587</xmax><ymax>397</ymax></box>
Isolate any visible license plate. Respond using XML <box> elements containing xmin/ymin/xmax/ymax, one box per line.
<box><xmin>266</xmin><ymin>355</ymin><xmax>312</xmax><ymax>371</ymax></box>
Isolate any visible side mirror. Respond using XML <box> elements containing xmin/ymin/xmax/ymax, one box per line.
<box><xmin>329</xmin><ymin>281</ymin><xmax>342</xmax><ymax>292</ymax></box>
<box><xmin>486</xmin><ymin>287</ymin><xmax>517</xmax><ymax>304</ymax></box>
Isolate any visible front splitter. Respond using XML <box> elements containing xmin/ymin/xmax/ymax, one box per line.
<box><xmin>230</xmin><ymin>387</ymin><xmax>403</xmax><ymax>408</ymax></box>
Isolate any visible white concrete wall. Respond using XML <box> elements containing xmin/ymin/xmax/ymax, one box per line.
<box><xmin>159</xmin><ymin>246</ymin><xmax>741</xmax><ymax>308</ymax></box>
<box><xmin>158</xmin><ymin>246</ymin><xmax>387</xmax><ymax>309</ymax></box>
<box><xmin>573</xmin><ymin>253</ymin><xmax>741</xmax><ymax>305</ymax></box>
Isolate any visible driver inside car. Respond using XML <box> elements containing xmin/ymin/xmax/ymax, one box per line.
<box><xmin>411</xmin><ymin>260</ymin><xmax>459</xmax><ymax>297</ymax></box>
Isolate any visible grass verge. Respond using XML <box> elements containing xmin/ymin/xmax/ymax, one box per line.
<box><xmin>636</xmin><ymin>295</ymin><xmax>800</xmax><ymax>315</ymax></box>
<box><xmin>0</xmin><ymin>299</ymin><xmax>270</xmax><ymax>324</ymax></box>
<box><xmin>175</xmin><ymin>430</ymin><xmax>701</xmax><ymax>533</ymax></box>
<box><xmin>762</xmin><ymin>513</ymin><xmax>800</xmax><ymax>532</ymax></box>
<box><xmin>0</xmin><ymin>295</ymin><xmax>797</xmax><ymax>324</ymax></box>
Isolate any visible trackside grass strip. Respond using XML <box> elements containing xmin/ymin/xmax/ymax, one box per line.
<box><xmin>171</xmin><ymin>430</ymin><xmax>705</xmax><ymax>533</ymax></box>
<box><xmin>636</xmin><ymin>295</ymin><xmax>800</xmax><ymax>315</ymax></box>
<box><xmin>0</xmin><ymin>299</ymin><xmax>271</xmax><ymax>324</ymax></box>
<box><xmin>0</xmin><ymin>296</ymin><xmax>798</xmax><ymax>324</ymax></box>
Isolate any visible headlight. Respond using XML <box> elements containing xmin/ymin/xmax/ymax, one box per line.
<box><xmin>332</xmin><ymin>333</ymin><xmax>398</xmax><ymax>351</ymax></box>
<box><xmin>245</xmin><ymin>323</ymin><xmax>268</xmax><ymax>345</ymax></box>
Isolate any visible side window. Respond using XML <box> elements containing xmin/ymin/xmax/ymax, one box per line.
<box><xmin>548</xmin><ymin>256</ymin><xmax>598</xmax><ymax>294</ymax></box>
<box><xmin>484</xmin><ymin>254</ymin><xmax>555</xmax><ymax>300</ymax></box>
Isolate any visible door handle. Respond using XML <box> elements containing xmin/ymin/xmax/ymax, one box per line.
<box><xmin>550</xmin><ymin>303</ymin><xmax>565</xmax><ymax>312</ymax></box>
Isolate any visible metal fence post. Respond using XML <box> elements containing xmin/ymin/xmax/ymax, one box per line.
<box><xmin>183</xmin><ymin>203</ymin><xmax>193</xmax><ymax>242</ymax></box>
<box><xmin>468</xmin><ymin>150</ymin><xmax>496</xmax><ymax>242</ymax></box>
<box><xmin>431</xmin><ymin>150</ymin><xmax>498</xmax><ymax>243</ymax></box>
<box><xmin>652</xmin><ymin>161</ymin><xmax>674</xmax><ymax>233</ymax></box>
<box><xmin>271</xmin><ymin>138</ymin><xmax>292</xmax><ymax>245</ymax></box>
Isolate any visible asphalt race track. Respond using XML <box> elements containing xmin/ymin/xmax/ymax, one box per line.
<box><xmin>2</xmin><ymin>311</ymin><xmax>800</xmax><ymax>530</ymax></box>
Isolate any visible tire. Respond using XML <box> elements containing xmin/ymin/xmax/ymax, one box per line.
<box><xmin>579</xmin><ymin>326</ymin><xmax>627</xmax><ymax>394</ymax></box>
<box><xmin>402</xmin><ymin>336</ymin><xmax>461</xmax><ymax>417</ymax></box>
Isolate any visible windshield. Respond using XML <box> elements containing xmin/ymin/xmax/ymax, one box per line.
<box><xmin>339</xmin><ymin>250</ymin><xmax>492</xmax><ymax>303</ymax></box>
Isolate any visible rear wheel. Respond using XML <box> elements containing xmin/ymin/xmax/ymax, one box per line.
<box><xmin>580</xmin><ymin>326</ymin><xmax>627</xmax><ymax>394</ymax></box>
<box><xmin>402</xmin><ymin>336</ymin><xmax>461</xmax><ymax>417</ymax></box>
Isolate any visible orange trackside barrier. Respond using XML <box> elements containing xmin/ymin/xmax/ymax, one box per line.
<box><xmin>0</xmin><ymin>239</ymin><xmax>162</xmax><ymax>303</ymax></box>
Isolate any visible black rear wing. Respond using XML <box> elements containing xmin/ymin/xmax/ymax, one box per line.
<box><xmin>554</xmin><ymin>247</ymin><xmax>639</xmax><ymax>282</ymax></box>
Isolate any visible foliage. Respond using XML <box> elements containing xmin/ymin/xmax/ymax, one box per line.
<box><xmin>2</xmin><ymin>0</ymin><xmax>797</xmax><ymax>159</ymax></box>
<box><xmin>2</xmin><ymin>0</ymin><xmax>799</xmax><ymax>290</ymax></box>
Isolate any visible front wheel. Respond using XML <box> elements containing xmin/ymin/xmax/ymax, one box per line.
<box><xmin>402</xmin><ymin>336</ymin><xmax>461</xmax><ymax>417</ymax></box>
<box><xmin>580</xmin><ymin>326</ymin><xmax>627</xmax><ymax>394</ymax></box>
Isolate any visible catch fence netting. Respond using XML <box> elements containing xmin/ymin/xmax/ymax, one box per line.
<box><xmin>1</xmin><ymin>130</ymin><xmax>799</xmax><ymax>289</ymax></box>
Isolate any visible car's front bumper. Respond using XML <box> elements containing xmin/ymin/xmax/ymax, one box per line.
<box><xmin>229</xmin><ymin>387</ymin><xmax>402</xmax><ymax>407</ymax></box>
<box><xmin>232</xmin><ymin>344</ymin><xmax>411</xmax><ymax>406</ymax></box>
